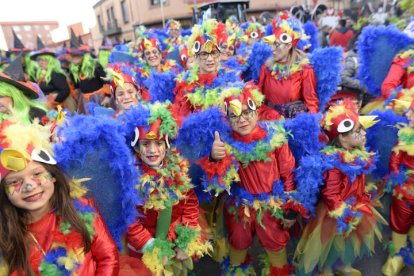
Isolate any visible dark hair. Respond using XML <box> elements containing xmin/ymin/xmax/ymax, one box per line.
<box><xmin>339</xmin><ymin>19</ymin><xmax>347</xmax><ymax>28</ymax></box>
<box><xmin>0</xmin><ymin>163</ymin><xmax>92</xmax><ymax>275</ymax></box>
<box><xmin>327</xmin><ymin>129</ymin><xmax>352</xmax><ymax>148</ymax></box>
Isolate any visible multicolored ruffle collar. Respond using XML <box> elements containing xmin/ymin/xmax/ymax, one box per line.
<box><xmin>268</xmin><ymin>56</ymin><xmax>309</xmax><ymax>80</ymax></box>
<box><xmin>135</xmin><ymin>148</ymin><xmax>193</xmax><ymax>211</ymax></box>
<box><xmin>394</xmin><ymin>126</ymin><xmax>414</xmax><ymax>156</ymax></box>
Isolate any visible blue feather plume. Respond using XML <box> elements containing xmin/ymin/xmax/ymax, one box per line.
<box><xmin>175</xmin><ymin>107</ymin><xmax>231</xmax><ymax>161</ymax></box>
<box><xmin>309</xmin><ymin>46</ymin><xmax>343</xmax><ymax>111</ymax></box>
<box><xmin>117</xmin><ymin>104</ymin><xmax>151</xmax><ymax>148</ymax></box>
<box><xmin>358</xmin><ymin>25</ymin><xmax>414</xmax><ymax>97</ymax></box>
<box><xmin>54</xmin><ymin>115</ymin><xmax>141</xmax><ymax>250</ymax></box>
<box><xmin>243</xmin><ymin>41</ymin><xmax>272</xmax><ymax>83</ymax></box>
<box><xmin>365</xmin><ymin>109</ymin><xmax>408</xmax><ymax>179</ymax></box>
<box><xmin>303</xmin><ymin>20</ymin><xmax>319</xmax><ymax>53</ymax></box>
<box><xmin>144</xmin><ymin>70</ymin><xmax>177</xmax><ymax>103</ymax></box>
<box><xmin>284</xmin><ymin>112</ymin><xmax>323</xmax><ymax>162</ymax></box>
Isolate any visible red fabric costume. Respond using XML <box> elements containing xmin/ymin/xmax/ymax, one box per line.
<box><xmin>10</xmin><ymin>198</ymin><xmax>119</xmax><ymax>276</ymax></box>
<box><xmin>258</xmin><ymin>63</ymin><xmax>319</xmax><ymax>119</ymax></box>
<box><xmin>329</xmin><ymin>29</ymin><xmax>353</xmax><ymax>52</ymax></box>
<box><xmin>201</xmin><ymin>124</ymin><xmax>297</xmax><ymax>251</ymax></box>
<box><xmin>388</xmin><ymin>143</ymin><xmax>414</xmax><ymax>234</ymax></box>
<box><xmin>381</xmin><ymin>50</ymin><xmax>414</xmax><ymax>99</ymax></box>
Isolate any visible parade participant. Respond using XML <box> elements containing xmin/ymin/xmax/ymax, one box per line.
<box><xmin>219</xmin><ymin>30</ymin><xmax>237</xmax><ymax>63</ymax></box>
<box><xmin>31</xmin><ymin>36</ymin><xmax>75</xmax><ymax>113</ymax></box>
<box><xmin>121</xmin><ymin>102</ymin><xmax>211</xmax><ymax>275</ymax></box>
<box><xmin>67</xmin><ymin>29</ymin><xmax>111</xmax><ymax>112</ymax></box>
<box><xmin>164</xmin><ymin>19</ymin><xmax>182</xmax><ymax>51</ymax></box>
<box><xmin>106</xmin><ymin>65</ymin><xmax>149</xmax><ymax>114</ymax></box>
<box><xmin>295</xmin><ymin>100</ymin><xmax>385</xmax><ymax>276</ymax></box>
<box><xmin>173</xmin><ymin>19</ymin><xmax>239</xmax><ymax>118</ymax></box>
<box><xmin>0</xmin><ymin>119</ymin><xmax>119</xmax><ymax>275</ymax></box>
<box><xmin>0</xmin><ymin>54</ymin><xmax>47</xmax><ymax>124</ymax></box>
<box><xmin>381</xmin><ymin>89</ymin><xmax>414</xmax><ymax>276</ymax></box>
<box><xmin>199</xmin><ymin>83</ymin><xmax>307</xmax><ymax>275</ymax></box>
<box><xmin>98</xmin><ymin>36</ymin><xmax>113</xmax><ymax>69</ymax></box>
<box><xmin>8</xmin><ymin>30</ymin><xmax>38</xmax><ymax>82</ymax></box>
<box><xmin>259</xmin><ymin>12</ymin><xmax>319</xmax><ymax>119</ymax></box>
<box><xmin>381</xmin><ymin>44</ymin><xmax>414</xmax><ymax>99</ymax></box>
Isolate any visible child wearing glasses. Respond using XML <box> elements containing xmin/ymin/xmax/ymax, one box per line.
<box><xmin>173</xmin><ymin>19</ymin><xmax>241</xmax><ymax>118</ymax></box>
<box><xmin>0</xmin><ymin>119</ymin><xmax>119</xmax><ymax>275</ymax></box>
<box><xmin>200</xmin><ymin>82</ymin><xmax>308</xmax><ymax>274</ymax></box>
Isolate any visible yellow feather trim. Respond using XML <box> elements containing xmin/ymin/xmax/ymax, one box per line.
<box><xmin>328</xmin><ymin>202</ymin><xmax>346</xmax><ymax>218</ymax></box>
<box><xmin>69</xmin><ymin>178</ymin><xmax>90</xmax><ymax>199</ymax></box>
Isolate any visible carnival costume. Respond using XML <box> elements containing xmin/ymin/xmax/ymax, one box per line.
<box><xmin>119</xmin><ymin>102</ymin><xmax>211</xmax><ymax>275</ymax></box>
<box><xmin>0</xmin><ymin>119</ymin><xmax>119</xmax><ymax>275</ymax></box>
<box><xmin>295</xmin><ymin>100</ymin><xmax>385</xmax><ymax>275</ymax></box>
<box><xmin>380</xmin><ymin>89</ymin><xmax>414</xmax><ymax>275</ymax></box>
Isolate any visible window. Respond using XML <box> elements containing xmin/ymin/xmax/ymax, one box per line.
<box><xmin>13</xmin><ymin>26</ymin><xmax>20</xmax><ymax>32</ymax></box>
<box><xmin>150</xmin><ymin>0</ymin><xmax>166</xmax><ymax>6</ymax></box>
<box><xmin>45</xmin><ymin>25</ymin><xmax>50</xmax><ymax>31</ymax></box>
<box><xmin>24</xmin><ymin>25</ymin><xmax>31</xmax><ymax>32</ymax></box>
<box><xmin>121</xmin><ymin>1</ymin><xmax>130</xmax><ymax>23</ymax></box>
<box><xmin>97</xmin><ymin>15</ymin><xmax>104</xmax><ymax>30</ymax></box>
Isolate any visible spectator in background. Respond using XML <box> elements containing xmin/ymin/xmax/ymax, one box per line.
<box><xmin>329</xmin><ymin>19</ymin><xmax>354</xmax><ymax>52</ymax></box>
<box><xmin>318</xmin><ymin>25</ymin><xmax>331</xmax><ymax>48</ymax></box>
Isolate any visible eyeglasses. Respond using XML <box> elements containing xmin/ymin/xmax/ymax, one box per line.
<box><xmin>227</xmin><ymin>109</ymin><xmax>256</xmax><ymax>124</ymax></box>
<box><xmin>197</xmin><ymin>50</ymin><xmax>220</xmax><ymax>60</ymax></box>
<box><xmin>221</xmin><ymin>44</ymin><xmax>235</xmax><ymax>52</ymax></box>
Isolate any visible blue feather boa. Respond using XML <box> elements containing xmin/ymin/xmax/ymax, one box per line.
<box><xmin>144</xmin><ymin>70</ymin><xmax>177</xmax><ymax>103</ymax></box>
<box><xmin>243</xmin><ymin>41</ymin><xmax>272</xmax><ymax>83</ymax></box>
<box><xmin>365</xmin><ymin>109</ymin><xmax>407</xmax><ymax>178</ymax></box>
<box><xmin>303</xmin><ymin>20</ymin><xmax>319</xmax><ymax>53</ymax></box>
<box><xmin>175</xmin><ymin>107</ymin><xmax>231</xmax><ymax>161</ymax></box>
<box><xmin>55</xmin><ymin>115</ymin><xmax>141</xmax><ymax>249</ymax></box>
<box><xmin>358</xmin><ymin>25</ymin><xmax>414</xmax><ymax>97</ymax></box>
<box><xmin>309</xmin><ymin>46</ymin><xmax>343</xmax><ymax>111</ymax></box>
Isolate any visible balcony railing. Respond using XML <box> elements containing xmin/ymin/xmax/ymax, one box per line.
<box><xmin>101</xmin><ymin>18</ymin><xmax>122</xmax><ymax>36</ymax></box>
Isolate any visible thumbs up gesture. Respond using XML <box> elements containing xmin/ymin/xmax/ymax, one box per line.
<box><xmin>211</xmin><ymin>131</ymin><xmax>226</xmax><ymax>161</ymax></box>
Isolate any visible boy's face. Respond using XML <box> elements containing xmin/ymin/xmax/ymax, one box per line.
<box><xmin>228</xmin><ymin>104</ymin><xmax>258</xmax><ymax>136</ymax></box>
<box><xmin>406</xmin><ymin>108</ymin><xmax>414</xmax><ymax>127</ymax></box>
<box><xmin>115</xmin><ymin>82</ymin><xmax>141</xmax><ymax>111</ymax></box>
<box><xmin>135</xmin><ymin>139</ymin><xmax>166</xmax><ymax>168</ymax></box>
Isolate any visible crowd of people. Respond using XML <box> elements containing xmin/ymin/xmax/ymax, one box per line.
<box><xmin>0</xmin><ymin>4</ymin><xmax>414</xmax><ymax>276</ymax></box>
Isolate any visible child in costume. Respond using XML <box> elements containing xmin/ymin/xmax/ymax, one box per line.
<box><xmin>0</xmin><ymin>55</ymin><xmax>47</xmax><ymax>124</ymax></box>
<box><xmin>173</xmin><ymin>19</ymin><xmax>240</xmax><ymax>118</ymax></box>
<box><xmin>121</xmin><ymin>102</ymin><xmax>211</xmax><ymax>275</ymax></box>
<box><xmin>295</xmin><ymin>100</ymin><xmax>385</xmax><ymax>276</ymax></box>
<box><xmin>259</xmin><ymin>12</ymin><xmax>319</xmax><ymax>118</ymax></box>
<box><xmin>201</xmin><ymin>82</ymin><xmax>306</xmax><ymax>275</ymax></box>
<box><xmin>0</xmin><ymin>119</ymin><xmax>119</xmax><ymax>275</ymax></box>
<box><xmin>382</xmin><ymin>88</ymin><xmax>414</xmax><ymax>276</ymax></box>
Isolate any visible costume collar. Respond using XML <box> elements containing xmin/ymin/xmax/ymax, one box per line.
<box><xmin>231</xmin><ymin>125</ymin><xmax>266</xmax><ymax>143</ymax></box>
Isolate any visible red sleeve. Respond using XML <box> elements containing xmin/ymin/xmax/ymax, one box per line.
<box><xmin>257</xmin><ymin>104</ymin><xmax>281</xmax><ymax>121</ymax></box>
<box><xmin>389</xmin><ymin>149</ymin><xmax>403</xmax><ymax>173</ymax></box>
<box><xmin>173</xmin><ymin>82</ymin><xmax>192</xmax><ymax>118</ymax></box>
<box><xmin>276</xmin><ymin>143</ymin><xmax>296</xmax><ymax>192</ymax></box>
<box><xmin>381</xmin><ymin>57</ymin><xmax>408</xmax><ymax>98</ymax></box>
<box><xmin>329</xmin><ymin>31</ymin><xmax>337</xmax><ymax>47</ymax></box>
<box><xmin>91</xmin><ymin>213</ymin><xmax>120</xmax><ymax>275</ymax></box>
<box><xmin>321</xmin><ymin>168</ymin><xmax>344</xmax><ymax>211</ymax></box>
<box><xmin>126</xmin><ymin>214</ymin><xmax>154</xmax><ymax>252</ymax></box>
<box><xmin>179</xmin><ymin>188</ymin><xmax>199</xmax><ymax>228</ymax></box>
<box><xmin>301</xmin><ymin>65</ymin><xmax>319</xmax><ymax>113</ymax></box>
<box><xmin>257</xmin><ymin>65</ymin><xmax>267</xmax><ymax>91</ymax></box>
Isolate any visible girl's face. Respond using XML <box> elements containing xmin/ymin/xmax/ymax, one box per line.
<box><xmin>196</xmin><ymin>44</ymin><xmax>220</xmax><ymax>74</ymax></box>
<box><xmin>136</xmin><ymin>139</ymin><xmax>166</xmax><ymax>168</ymax></box>
<box><xmin>340</xmin><ymin>123</ymin><xmax>366</xmax><ymax>149</ymax></box>
<box><xmin>3</xmin><ymin>161</ymin><xmax>55</xmax><ymax>221</ymax></box>
<box><xmin>406</xmin><ymin>108</ymin><xmax>414</xmax><ymax>127</ymax></box>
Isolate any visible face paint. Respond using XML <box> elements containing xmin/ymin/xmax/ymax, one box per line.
<box><xmin>5</xmin><ymin>171</ymin><xmax>52</xmax><ymax>196</ymax></box>
<box><xmin>138</xmin><ymin>139</ymin><xmax>167</xmax><ymax>168</ymax></box>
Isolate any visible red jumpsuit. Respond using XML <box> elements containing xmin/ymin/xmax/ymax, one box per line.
<box><xmin>10</xmin><ymin>198</ymin><xmax>119</xmax><ymax>276</ymax></box>
<box><xmin>258</xmin><ymin>63</ymin><xmax>319</xmax><ymax>120</ymax></box>
<box><xmin>389</xmin><ymin>149</ymin><xmax>414</xmax><ymax>234</ymax></box>
<box><xmin>223</xmin><ymin>125</ymin><xmax>296</xmax><ymax>251</ymax></box>
<box><xmin>381</xmin><ymin>51</ymin><xmax>414</xmax><ymax>99</ymax></box>
<box><xmin>126</xmin><ymin>165</ymin><xmax>200</xmax><ymax>254</ymax></box>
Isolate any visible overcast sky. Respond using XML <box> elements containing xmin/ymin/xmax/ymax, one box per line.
<box><xmin>0</xmin><ymin>0</ymin><xmax>97</xmax><ymax>28</ymax></box>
